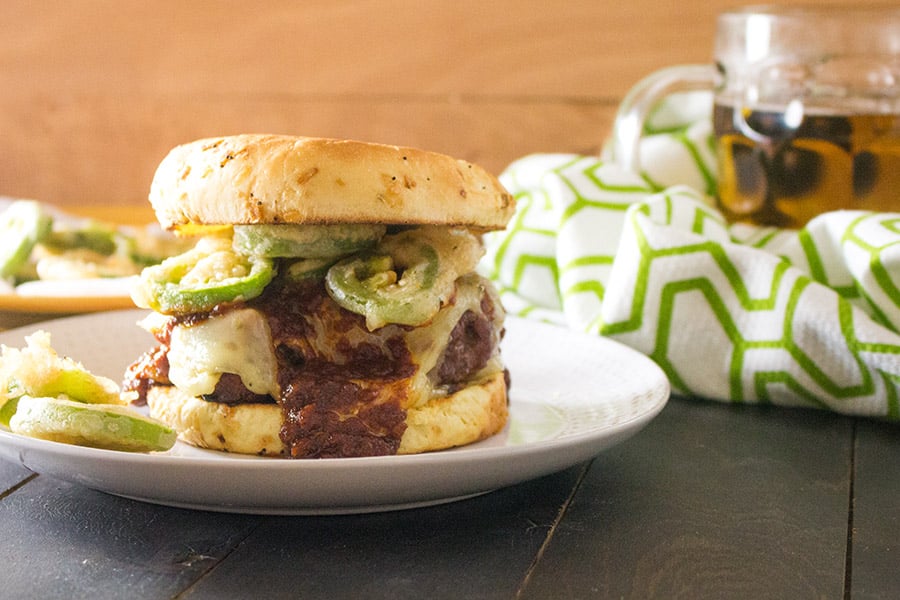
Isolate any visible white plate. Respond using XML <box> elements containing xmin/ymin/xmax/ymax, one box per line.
<box><xmin>0</xmin><ymin>310</ymin><xmax>669</xmax><ymax>515</ymax></box>
<box><xmin>0</xmin><ymin>199</ymin><xmax>156</xmax><ymax>314</ymax></box>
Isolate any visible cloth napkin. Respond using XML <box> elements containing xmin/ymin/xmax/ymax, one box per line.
<box><xmin>480</xmin><ymin>94</ymin><xmax>900</xmax><ymax>419</ymax></box>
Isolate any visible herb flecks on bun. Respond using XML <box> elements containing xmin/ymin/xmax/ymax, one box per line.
<box><xmin>124</xmin><ymin>134</ymin><xmax>515</xmax><ymax>459</ymax></box>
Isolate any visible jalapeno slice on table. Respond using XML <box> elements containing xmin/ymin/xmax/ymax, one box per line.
<box><xmin>131</xmin><ymin>235</ymin><xmax>274</xmax><ymax>314</ymax></box>
<box><xmin>233</xmin><ymin>223</ymin><xmax>386</xmax><ymax>258</ymax></box>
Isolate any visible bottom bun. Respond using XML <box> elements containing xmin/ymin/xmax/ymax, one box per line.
<box><xmin>146</xmin><ymin>372</ymin><xmax>508</xmax><ymax>457</ymax></box>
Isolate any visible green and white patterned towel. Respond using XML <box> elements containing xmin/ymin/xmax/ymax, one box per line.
<box><xmin>480</xmin><ymin>96</ymin><xmax>900</xmax><ymax>418</ymax></box>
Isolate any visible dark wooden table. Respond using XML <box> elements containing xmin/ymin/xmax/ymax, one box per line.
<box><xmin>3</xmin><ymin>3</ymin><xmax>895</xmax><ymax>597</ymax></box>
<box><xmin>1</xmin><ymin>393</ymin><xmax>895</xmax><ymax>599</ymax></box>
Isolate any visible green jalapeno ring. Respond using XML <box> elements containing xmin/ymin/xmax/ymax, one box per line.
<box><xmin>0</xmin><ymin>397</ymin><xmax>18</xmax><ymax>428</ymax></box>
<box><xmin>149</xmin><ymin>254</ymin><xmax>274</xmax><ymax>314</ymax></box>
<box><xmin>325</xmin><ymin>244</ymin><xmax>442</xmax><ymax>330</ymax></box>
<box><xmin>324</xmin><ymin>252</ymin><xmax>395</xmax><ymax>314</ymax></box>
<box><xmin>233</xmin><ymin>223</ymin><xmax>387</xmax><ymax>258</ymax></box>
<box><xmin>0</xmin><ymin>200</ymin><xmax>53</xmax><ymax>279</ymax></box>
<box><xmin>41</xmin><ymin>221</ymin><xmax>119</xmax><ymax>256</ymax></box>
<box><xmin>0</xmin><ymin>366</ymin><xmax>123</xmax><ymax>427</ymax></box>
<box><xmin>9</xmin><ymin>395</ymin><xmax>177</xmax><ymax>453</ymax></box>
<box><xmin>133</xmin><ymin>237</ymin><xmax>275</xmax><ymax>314</ymax></box>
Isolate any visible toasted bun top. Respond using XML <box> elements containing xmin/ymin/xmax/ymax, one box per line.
<box><xmin>149</xmin><ymin>134</ymin><xmax>515</xmax><ymax>231</ymax></box>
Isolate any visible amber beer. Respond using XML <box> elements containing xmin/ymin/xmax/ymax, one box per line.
<box><xmin>714</xmin><ymin>103</ymin><xmax>900</xmax><ymax>228</ymax></box>
<box><xmin>611</xmin><ymin>7</ymin><xmax>900</xmax><ymax>228</ymax></box>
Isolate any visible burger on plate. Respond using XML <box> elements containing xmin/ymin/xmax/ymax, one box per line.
<box><xmin>123</xmin><ymin>134</ymin><xmax>515</xmax><ymax>458</ymax></box>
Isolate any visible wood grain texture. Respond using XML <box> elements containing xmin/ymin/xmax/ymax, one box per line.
<box><xmin>0</xmin><ymin>4</ymin><xmax>888</xmax><ymax>597</ymax></box>
<box><xmin>520</xmin><ymin>398</ymin><xmax>853</xmax><ymax>599</ymax></box>
<box><xmin>0</xmin><ymin>475</ymin><xmax>261</xmax><ymax>599</ymax></box>
<box><xmin>849</xmin><ymin>421</ymin><xmax>900</xmax><ymax>600</ymax></box>
<box><xmin>178</xmin><ymin>467</ymin><xmax>585</xmax><ymax>599</ymax></box>
<box><xmin>0</xmin><ymin>461</ymin><xmax>34</xmax><ymax>497</ymax></box>
<box><xmin>0</xmin><ymin>0</ymin><xmax>852</xmax><ymax>208</ymax></box>
<box><xmin>0</xmin><ymin>464</ymin><xmax>584</xmax><ymax>599</ymax></box>
<box><xmin>0</xmin><ymin>96</ymin><xmax>615</xmax><ymax>206</ymax></box>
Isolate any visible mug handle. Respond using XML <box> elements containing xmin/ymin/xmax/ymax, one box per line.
<box><xmin>610</xmin><ymin>64</ymin><xmax>720</xmax><ymax>173</ymax></box>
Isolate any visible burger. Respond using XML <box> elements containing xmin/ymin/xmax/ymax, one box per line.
<box><xmin>123</xmin><ymin>134</ymin><xmax>515</xmax><ymax>459</ymax></box>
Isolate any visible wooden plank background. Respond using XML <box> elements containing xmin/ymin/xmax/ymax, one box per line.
<box><xmin>1</xmin><ymin>0</ymin><xmax>848</xmax><ymax>209</ymax></box>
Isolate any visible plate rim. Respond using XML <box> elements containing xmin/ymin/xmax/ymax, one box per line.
<box><xmin>0</xmin><ymin>311</ymin><xmax>670</xmax><ymax>514</ymax></box>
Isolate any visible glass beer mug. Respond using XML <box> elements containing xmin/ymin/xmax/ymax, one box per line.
<box><xmin>611</xmin><ymin>5</ymin><xmax>900</xmax><ymax>228</ymax></box>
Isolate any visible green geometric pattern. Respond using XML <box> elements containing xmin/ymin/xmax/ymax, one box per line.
<box><xmin>481</xmin><ymin>150</ymin><xmax>900</xmax><ymax>419</ymax></box>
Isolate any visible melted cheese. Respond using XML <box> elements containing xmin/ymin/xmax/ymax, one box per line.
<box><xmin>164</xmin><ymin>274</ymin><xmax>502</xmax><ymax>406</ymax></box>
<box><xmin>402</xmin><ymin>273</ymin><xmax>504</xmax><ymax>406</ymax></box>
<box><xmin>167</xmin><ymin>308</ymin><xmax>278</xmax><ymax>397</ymax></box>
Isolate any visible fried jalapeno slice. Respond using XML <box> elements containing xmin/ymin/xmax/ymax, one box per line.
<box><xmin>133</xmin><ymin>224</ymin><xmax>483</xmax><ymax>331</ymax></box>
<box><xmin>326</xmin><ymin>246</ymin><xmax>440</xmax><ymax>330</ymax></box>
<box><xmin>131</xmin><ymin>235</ymin><xmax>274</xmax><ymax>314</ymax></box>
<box><xmin>9</xmin><ymin>396</ymin><xmax>176</xmax><ymax>452</ymax></box>
<box><xmin>232</xmin><ymin>223</ymin><xmax>386</xmax><ymax>258</ymax></box>
<box><xmin>325</xmin><ymin>227</ymin><xmax>484</xmax><ymax>330</ymax></box>
<box><xmin>0</xmin><ymin>200</ymin><xmax>52</xmax><ymax>279</ymax></box>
